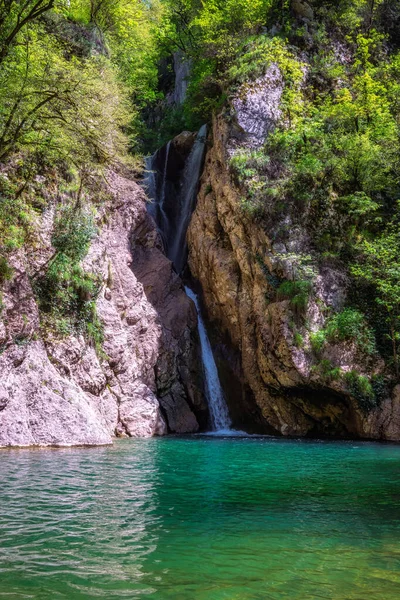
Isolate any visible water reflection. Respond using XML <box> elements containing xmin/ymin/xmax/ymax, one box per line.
<box><xmin>0</xmin><ymin>437</ymin><xmax>400</xmax><ymax>600</ymax></box>
<box><xmin>0</xmin><ymin>442</ymin><xmax>161</xmax><ymax>598</ymax></box>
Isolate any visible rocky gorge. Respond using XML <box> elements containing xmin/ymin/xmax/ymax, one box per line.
<box><xmin>2</xmin><ymin>0</ymin><xmax>400</xmax><ymax>447</ymax></box>
<box><xmin>2</xmin><ymin>79</ymin><xmax>400</xmax><ymax>446</ymax></box>
<box><xmin>136</xmin><ymin>48</ymin><xmax>400</xmax><ymax>442</ymax></box>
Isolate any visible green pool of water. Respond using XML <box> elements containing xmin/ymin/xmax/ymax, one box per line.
<box><xmin>1</xmin><ymin>435</ymin><xmax>400</xmax><ymax>599</ymax></box>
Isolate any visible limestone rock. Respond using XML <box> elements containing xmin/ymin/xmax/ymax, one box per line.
<box><xmin>119</xmin><ymin>382</ymin><xmax>167</xmax><ymax>438</ymax></box>
<box><xmin>0</xmin><ymin>171</ymin><xmax>203</xmax><ymax>447</ymax></box>
<box><xmin>188</xmin><ymin>113</ymin><xmax>400</xmax><ymax>440</ymax></box>
<box><xmin>0</xmin><ymin>342</ymin><xmax>111</xmax><ymax>447</ymax></box>
<box><xmin>232</xmin><ymin>65</ymin><xmax>283</xmax><ymax>148</ymax></box>
<box><xmin>166</xmin><ymin>50</ymin><xmax>191</xmax><ymax>107</ymax></box>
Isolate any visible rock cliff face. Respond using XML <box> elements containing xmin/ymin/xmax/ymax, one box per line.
<box><xmin>0</xmin><ymin>171</ymin><xmax>205</xmax><ymax>447</ymax></box>
<box><xmin>188</xmin><ymin>115</ymin><xmax>400</xmax><ymax>440</ymax></box>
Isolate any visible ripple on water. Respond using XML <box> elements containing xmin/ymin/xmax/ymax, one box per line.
<box><xmin>0</xmin><ymin>437</ymin><xmax>400</xmax><ymax>599</ymax></box>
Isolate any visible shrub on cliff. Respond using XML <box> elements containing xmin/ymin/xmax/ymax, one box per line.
<box><xmin>34</xmin><ymin>208</ymin><xmax>104</xmax><ymax>350</ymax></box>
<box><xmin>310</xmin><ymin>308</ymin><xmax>376</xmax><ymax>357</ymax></box>
<box><xmin>344</xmin><ymin>370</ymin><xmax>376</xmax><ymax>412</ymax></box>
<box><xmin>0</xmin><ymin>256</ymin><xmax>13</xmax><ymax>284</ymax></box>
<box><xmin>352</xmin><ymin>228</ymin><xmax>400</xmax><ymax>377</ymax></box>
<box><xmin>325</xmin><ymin>308</ymin><xmax>376</xmax><ymax>355</ymax></box>
<box><xmin>277</xmin><ymin>279</ymin><xmax>312</xmax><ymax>319</ymax></box>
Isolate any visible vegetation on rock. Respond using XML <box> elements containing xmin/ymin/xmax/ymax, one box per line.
<box><xmin>1</xmin><ymin>0</ymin><xmax>400</xmax><ymax>399</ymax></box>
<box><xmin>149</xmin><ymin>0</ymin><xmax>400</xmax><ymax>395</ymax></box>
<box><xmin>0</xmin><ymin>0</ymin><xmax>158</xmax><ymax>353</ymax></box>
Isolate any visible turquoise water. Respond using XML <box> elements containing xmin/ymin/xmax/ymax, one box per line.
<box><xmin>1</xmin><ymin>436</ymin><xmax>400</xmax><ymax>599</ymax></box>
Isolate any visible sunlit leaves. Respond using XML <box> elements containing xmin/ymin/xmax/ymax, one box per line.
<box><xmin>0</xmin><ymin>26</ymin><xmax>129</xmax><ymax>165</ymax></box>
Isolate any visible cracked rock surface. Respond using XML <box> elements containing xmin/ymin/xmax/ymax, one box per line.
<box><xmin>188</xmin><ymin>114</ymin><xmax>400</xmax><ymax>441</ymax></box>
<box><xmin>0</xmin><ymin>171</ymin><xmax>205</xmax><ymax>448</ymax></box>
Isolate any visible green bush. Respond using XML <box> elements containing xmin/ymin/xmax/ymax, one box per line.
<box><xmin>277</xmin><ymin>279</ymin><xmax>312</xmax><ymax>318</ymax></box>
<box><xmin>293</xmin><ymin>330</ymin><xmax>304</xmax><ymax>348</ymax></box>
<box><xmin>183</xmin><ymin>59</ymin><xmax>226</xmax><ymax>128</ymax></box>
<box><xmin>34</xmin><ymin>206</ymin><xmax>104</xmax><ymax>354</ymax></box>
<box><xmin>0</xmin><ymin>178</ymin><xmax>30</xmax><ymax>255</ymax></box>
<box><xmin>35</xmin><ymin>256</ymin><xmax>104</xmax><ymax>348</ymax></box>
<box><xmin>321</xmin><ymin>359</ymin><xmax>341</xmax><ymax>382</ymax></box>
<box><xmin>371</xmin><ymin>375</ymin><xmax>387</xmax><ymax>406</ymax></box>
<box><xmin>344</xmin><ymin>370</ymin><xmax>376</xmax><ymax>412</ymax></box>
<box><xmin>0</xmin><ymin>256</ymin><xmax>13</xmax><ymax>284</ymax></box>
<box><xmin>309</xmin><ymin>308</ymin><xmax>376</xmax><ymax>358</ymax></box>
<box><xmin>52</xmin><ymin>208</ymin><xmax>97</xmax><ymax>262</ymax></box>
<box><xmin>310</xmin><ymin>330</ymin><xmax>326</xmax><ymax>355</ymax></box>
<box><xmin>325</xmin><ymin>308</ymin><xmax>376</xmax><ymax>355</ymax></box>
<box><xmin>35</xmin><ymin>255</ymin><xmax>100</xmax><ymax>315</ymax></box>
<box><xmin>312</xmin><ymin>358</ymin><xmax>341</xmax><ymax>382</ymax></box>
<box><xmin>230</xmin><ymin>149</ymin><xmax>284</xmax><ymax>219</ymax></box>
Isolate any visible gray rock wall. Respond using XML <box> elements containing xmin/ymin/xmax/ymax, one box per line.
<box><xmin>0</xmin><ymin>171</ymin><xmax>205</xmax><ymax>447</ymax></box>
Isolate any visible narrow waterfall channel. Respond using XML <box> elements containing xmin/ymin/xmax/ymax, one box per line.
<box><xmin>168</xmin><ymin>124</ymin><xmax>207</xmax><ymax>273</ymax></box>
<box><xmin>145</xmin><ymin>124</ymin><xmax>207</xmax><ymax>274</ymax></box>
<box><xmin>185</xmin><ymin>287</ymin><xmax>231</xmax><ymax>431</ymax></box>
<box><xmin>144</xmin><ymin>125</ymin><xmax>232</xmax><ymax>432</ymax></box>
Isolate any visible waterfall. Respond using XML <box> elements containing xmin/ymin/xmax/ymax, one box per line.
<box><xmin>158</xmin><ymin>141</ymin><xmax>171</xmax><ymax>244</ymax></box>
<box><xmin>185</xmin><ymin>287</ymin><xmax>231</xmax><ymax>432</ymax></box>
<box><xmin>144</xmin><ymin>144</ymin><xmax>170</xmax><ymax>250</ymax></box>
<box><xmin>144</xmin><ymin>125</ymin><xmax>231</xmax><ymax>432</ymax></box>
<box><xmin>144</xmin><ymin>155</ymin><xmax>156</xmax><ymax>207</ymax></box>
<box><xmin>144</xmin><ymin>125</ymin><xmax>207</xmax><ymax>274</ymax></box>
<box><xmin>169</xmin><ymin>124</ymin><xmax>207</xmax><ymax>274</ymax></box>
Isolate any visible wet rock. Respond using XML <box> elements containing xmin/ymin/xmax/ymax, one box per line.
<box><xmin>173</xmin><ymin>130</ymin><xmax>197</xmax><ymax>156</ymax></box>
<box><xmin>159</xmin><ymin>383</ymin><xmax>199</xmax><ymax>433</ymax></box>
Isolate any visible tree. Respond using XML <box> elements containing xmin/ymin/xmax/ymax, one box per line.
<box><xmin>352</xmin><ymin>228</ymin><xmax>400</xmax><ymax>378</ymax></box>
<box><xmin>0</xmin><ymin>26</ymin><xmax>129</xmax><ymax>164</ymax></box>
<box><xmin>0</xmin><ymin>0</ymin><xmax>57</xmax><ymax>64</ymax></box>
<box><xmin>156</xmin><ymin>0</ymin><xmax>198</xmax><ymax>53</ymax></box>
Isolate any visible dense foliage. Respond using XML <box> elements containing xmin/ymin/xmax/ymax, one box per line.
<box><xmin>1</xmin><ymin>0</ymin><xmax>400</xmax><ymax>390</ymax></box>
<box><xmin>0</xmin><ymin>0</ymin><xmax>161</xmax><ymax>348</ymax></box>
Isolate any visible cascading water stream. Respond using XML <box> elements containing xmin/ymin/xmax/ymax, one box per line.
<box><xmin>158</xmin><ymin>141</ymin><xmax>171</xmax><ymax>243</ymax></box>
<box><xmin>169</xmin><ymin>124</ymin><xmax>207</xmax><ymax>274</ymax></box>
<box><xmin>144</xmin><ymin>125</ymin><xmax>207</xmax><ymax>274</ymax></box>
<box><xmin>185</xmin><ymin>287</ymin><xmax>231</xmax><ymax>432</ymax></box>
<box><xmin>144</xmin><ymin>155</ymin><xmax>156</xmax><ymax>207</ymax></box>
<box><xmin>144</xmin><ymin>124</ymin><xmax>232</xmax><ymax>432</ymax></box>
<box><xmin>144</xmin><ymin>143</ymin><xmax>171</xmax><ymax>249</ymax></box>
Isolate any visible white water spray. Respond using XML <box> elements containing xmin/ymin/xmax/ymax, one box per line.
<box><xmin>185</xmin><ymin>287</ymin><xmax>231</xmax><ymax>432</ymax></box>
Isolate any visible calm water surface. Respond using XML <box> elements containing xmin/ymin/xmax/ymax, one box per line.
<box><xmin>0</xmin><ymin>436</ymin><xmax>399</xmax><ymax>599</ymax></box>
